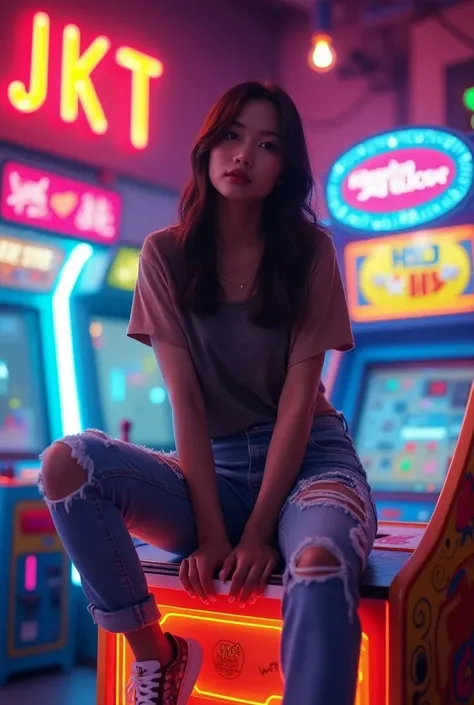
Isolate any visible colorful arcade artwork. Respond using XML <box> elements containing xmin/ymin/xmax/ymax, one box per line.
<box><xmin>1</xmin><ymin>161</ymin><xmax>122</xmax><ymax>244</ymax></box>
<box><xmin>0</xmin><ymin>233</ymin><xmax>64</xmax><ymax>292</ymax></box>
<box><xmin>391</xmin><ymin>430</ymin><xmax>474</xmax><ymax>705</ymax></box>
<box><xmin>326</xmin><ymin>127</ymin><xmax>474</xmax><ymax>233</ymax></box>
<box><xmin>106</xmin><ymin>247</ymin><xmax>140</xmax><ymax>292</ymax></box>
<box><xmin>345</xmin><ymin>226</ymin><xmax>474</xmax><ymax>321</ymax></box>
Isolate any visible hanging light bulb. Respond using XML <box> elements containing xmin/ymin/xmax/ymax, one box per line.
<box><xmin>308</xmin><ymin>1</ymin><xmax>336</xmax><ymax>73</ymax></box>
<box><xmin>308</xmin><ymin>32</ymin><xmax>336</xmax><ymax>73</ymax></box>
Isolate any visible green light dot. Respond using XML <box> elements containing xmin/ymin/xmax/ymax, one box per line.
<box><xmin>463</xmin><ymin>87</ymin><xmax>474</xmax><ymax>111</ymax></box>
<box><xmin>400</xmin><ymin>460</ymin><xmax>411</xmax><ymax>472</ymax></box>
<box><xmin>386</xmin><ymin>378</ymin><xmax>399</xmax><ymax>392</ymax></box>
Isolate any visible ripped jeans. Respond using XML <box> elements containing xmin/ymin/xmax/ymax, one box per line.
<box><xmin>38</xmin><ymin>412</ymin><xmax>377</xmax><ymax>705</ymax></box>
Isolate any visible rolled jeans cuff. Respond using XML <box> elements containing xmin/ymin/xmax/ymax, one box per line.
<box><xmin>88</xmin><ymin>594</ymin><xmax>160</xmax><ymax>633</ymax></box>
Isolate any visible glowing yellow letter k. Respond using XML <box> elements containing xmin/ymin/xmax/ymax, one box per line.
<box><xmin>61</xmin><ymin>24</ymin><xmax>110</xmax><ymax>134</ymax></box>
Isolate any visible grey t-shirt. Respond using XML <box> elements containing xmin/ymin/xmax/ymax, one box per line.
<box><xmin>127</xmin><ymin>227</ymin><xmax>354</xmax><ymax>437</ymax></box>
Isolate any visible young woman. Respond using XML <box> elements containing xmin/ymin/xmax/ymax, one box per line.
<box><xmin>39</xmin><ymin>82</ymin><xmax>377</xmax><ymax>705</ymax></box>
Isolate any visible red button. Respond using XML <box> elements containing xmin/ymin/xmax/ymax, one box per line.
<box><xmin>428</xmin><ymin>381</ymin><xmax>447</xmax><ymax>396</ymax></box>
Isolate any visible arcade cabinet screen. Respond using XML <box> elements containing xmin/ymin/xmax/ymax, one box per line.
<box><xmin>90</xmin><ymin>317</ymin><xmax>175</xmax><ymax>448</ymax></box>
<box><xmin>354</xmin><ymin>361</ymin><xmax>474</xmax><ymax>493</ymax></box>
<box><xmin>0</xmin><ymin>309</ymin><xmax>49</xmax><ymax>454</ymax></box>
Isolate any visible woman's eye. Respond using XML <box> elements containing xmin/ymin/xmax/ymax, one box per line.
<box><xmin>261</xmin><ymin>141</ymin><xmax>277</xmax><ymax>152</ymax></box>
<box><xmin>225</xmin><ymin>131</ymin><xmax>239</xmax><ymax>140</ymax></box>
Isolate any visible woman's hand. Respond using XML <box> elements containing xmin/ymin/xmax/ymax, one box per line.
<box><xmin>219</xmin><ymin>535</ymin><xmax>280</xmax><ymax>607</ymax></box>
<box><xmin>179</xmin><ymin>537</ymin><xmax>232</xmax><ymax>604</ymax></box>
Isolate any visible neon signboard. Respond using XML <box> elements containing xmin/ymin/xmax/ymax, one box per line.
<box><xmin>7</xmin><ymin>12</ymin><xmax>163</xmax><ymax>150</ymax></box>
<box><xmin>344</xmin><ymin>225</ymin><xmax>474</xmax><ymax>322</ymax></box>
<box><xmin>326</xmin><ymin>128</ymin><xmax>474</xmax><ymax>234</ymax></box>
<box><xmin>1</xmin><ymin>161</ymin><xmax>122</xmax><ymax>244</ymax></box>
<box><xmin>0</xmin><ymin>234</ymin><xmax>64</xmax><ymax>292</ymax></box>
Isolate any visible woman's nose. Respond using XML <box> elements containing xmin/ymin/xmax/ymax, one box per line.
<box><xmin>233</xmin><ymin>151</ymin><xmax>252</xmax><ymax>167</ymax></box>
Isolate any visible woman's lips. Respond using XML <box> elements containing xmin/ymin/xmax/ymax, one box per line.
<box><xmin>225</xmin><ymin>170</ymin><xmax>251</xmax><ymax>184</ymax></box>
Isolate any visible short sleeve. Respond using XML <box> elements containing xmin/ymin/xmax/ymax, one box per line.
<box><xmin>289</xmin><ymin>237</ymin><xmax>354</xmax><ymax>367</ymax></box>
<box><xmin>127</xmin><ymin>238</ymin><xmax>188</xmax><ymax>349</ymax></box>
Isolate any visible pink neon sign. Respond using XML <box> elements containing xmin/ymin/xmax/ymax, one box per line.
<box><xmin>342</xmin><ymin>148</ymin><xmax>456</xmax><ymax>213</ymax></box>
<box><xmin>1</xmin><ymin>161</ymin><xmax>121</xmax><ymax>244</ymax></box>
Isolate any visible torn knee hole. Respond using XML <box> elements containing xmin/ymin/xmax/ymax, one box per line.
<box><xmin>288</xmin><ymin>539</ymin><xmax>355</xmax><ymax>620</ymax></box>
<box><xmin>40</xmin><ymin>441</ymin><xmax>89</xmax><ymax>501</ymax></box>
<box><xmin>293</xmin><ymin>545</ymin><xmax>342</xmax><ymax>576</ymax></box>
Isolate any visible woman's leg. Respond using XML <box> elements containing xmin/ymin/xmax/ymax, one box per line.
<box><xmin>278</xmin><ymin>468</ymin><xmax>377</xmax><ymax>705</ymax></box>
<box><xmin>39</xmin><ymin>430</ymin><xmax>251</xmax><ymax>664</ymax></box>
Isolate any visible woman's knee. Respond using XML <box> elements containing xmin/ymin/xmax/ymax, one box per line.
<box><xmin>295</xmin><ymin>545</ymin><xmax>341</xmax><ymax>572</ymax></box>
<box><xmin>40</xmin><ymin>439</ymin><xmax>88</xmax><ymax>501</ymax></box>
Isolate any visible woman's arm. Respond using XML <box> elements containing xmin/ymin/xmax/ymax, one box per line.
<box><xmin>220</xmin><ymin>355</ymin><xmax>324</xmax><ymax>603</ymax></box>
<box><xmin>243</xmin><ymin>354</ymin><xmax>325</xmax><ymax>542</ymax></box>
<box><xmin>151</xmin><ymin>338</ymin><xmax>228</xmax><ymax>545</ymax></box>
<box><xmin>244</xmin><ymin>236</ymin><xmax>353</xmax><ymax>541</ymax></box>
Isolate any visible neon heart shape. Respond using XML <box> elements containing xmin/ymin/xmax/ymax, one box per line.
<box><xmin>50</xmin><ymin>191</ymin><xmax>78</xmax><ymax>218</ymax></box>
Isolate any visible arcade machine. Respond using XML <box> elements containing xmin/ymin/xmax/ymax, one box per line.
<box><xmin>0</xmin><ymin>155</ymin><xmax>123</xmax><ymax>679</ymax></box>
<box><xmin>71</xmin><ymin>245</ymin><xmax>175</xmax><ymax>451</ymax></box>
<box><xmin>69</xmin><ymin>245</ymin><xmax>176</xmax><ymax>662</ymax></box>
<box><xmin>325</xmin><ymin>125</ymin><xmax>474</xmax><ymax>523</ymax></box>
<box><xmin>0</xmin><ymin>222</ymin><xmax>83</xmax><ymax>683</ymax></box>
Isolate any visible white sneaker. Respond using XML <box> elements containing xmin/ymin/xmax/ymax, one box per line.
<box><xmin>126</xmin><ymin>633</ymin><xmax>203</xmax><ymax>705</ymax></box>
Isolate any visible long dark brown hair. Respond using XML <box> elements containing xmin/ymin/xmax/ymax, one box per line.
<box><xmin>176</xmin><ymin>81</ymin><xmax>327</xmax><ymax>328</ymax></box>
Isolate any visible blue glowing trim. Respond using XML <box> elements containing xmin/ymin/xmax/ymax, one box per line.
<box><xmin>52</xmin><ymin>243</ymin><xmax>93</xmax><ymax>435</ymax></box>
<box><xmin>326</xmin><ymin>127</ymin><xmax>474</xmax><ymax>233</ymax></box>
<box><xmin>71</xmin><ymin>564</ymin><xmax>82</xmax><ymax>586</ymax></box>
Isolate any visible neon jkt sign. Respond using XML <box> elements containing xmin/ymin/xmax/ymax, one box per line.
<box><xmin>7</xmin><ymin>12</ymin><xmax>163</xmax><ymax>150</ymax></box>
<box><xmin>326</xmin><ymin>127</ymin><xmax>474</xmax><ymax>233</ymax></box>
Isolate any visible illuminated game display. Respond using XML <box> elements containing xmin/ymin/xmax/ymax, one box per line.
<box><xmin>326</xmin><ymin>126</ymin><xmax>474</xmax><ymax>522</ymax></box>
<box><xmin>354</xmin><ymin>361</ymin><xmax>474</xmax><ymax>521</ymax></box>
<box><xmin>89</xmin><ymin>316</ymin><xmax>174</xmax><ymax>448</ymax></box>
<box><xmin>0</xmin><ymin>310</ymin><xmax>49</xmax><ymax>455</ymax></box>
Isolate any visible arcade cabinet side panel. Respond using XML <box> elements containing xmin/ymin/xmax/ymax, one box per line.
<box><xmin>389</xmin><ymin>387</ymin><xmax>474</xmax><ymax>705</ymax></box>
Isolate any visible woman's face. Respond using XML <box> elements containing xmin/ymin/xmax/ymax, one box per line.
<box><xmin>209</xmin><ymin>99</ymin><xmax>284</xmax><ymax>202</ymax></box>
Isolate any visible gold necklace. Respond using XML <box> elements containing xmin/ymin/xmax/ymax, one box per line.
<box><xmin>219</xmin><ymin>271</ymin><xmax>256</xmax><ymax>290</ymax></box>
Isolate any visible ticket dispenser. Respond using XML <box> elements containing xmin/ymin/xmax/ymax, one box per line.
<box><xmin>0</xmin><ymin>477</ymin><xmax>75</xmax><ymax>684</ymax></box>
